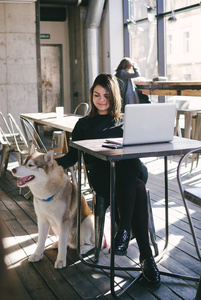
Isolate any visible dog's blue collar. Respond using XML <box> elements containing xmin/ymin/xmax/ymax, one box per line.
<box><xmin>38</xmin><ymin>194</ymin><xmax>55</xmax><ymax>202</ymax></box>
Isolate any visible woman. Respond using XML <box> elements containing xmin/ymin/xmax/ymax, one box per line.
<box><xmin>56</xmin><ymin>74</ymin><xmax>160</xmax><ymax>287</ymax></box>
<box><xmin>115</xmin><ymin>57</ymin><xmax>140</xmax><ymax>110</ymax></box>
<box><xmin>115</xmin><ymin>57</ymin><xmax>150</xmax><ymax>111</ymax></box>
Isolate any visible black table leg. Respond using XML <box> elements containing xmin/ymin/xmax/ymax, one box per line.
<box><xmin>110</xmin><ymin>160</ymin><xmax>116</xmax><ymax>297</ymax></box>
<box><xmin>77</xmin><ymin>150</ymin><xmax>82</xmax><ymax>254</ymax></box>
<box><xmin>77</xmin><ymin>152</ymin><xmax>199</xmax><ymax>297</ymax></box>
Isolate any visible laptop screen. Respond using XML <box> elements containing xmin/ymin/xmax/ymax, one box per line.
<box><xmin>123</xmin><ymin>103</ymin><xmax>176</xmax><ymax>145</ymax></box>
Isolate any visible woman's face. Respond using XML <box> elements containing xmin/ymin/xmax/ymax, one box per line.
<box><xmin>93</xmin><ymin>84</ymin><xmax>111</xmax><ymax>115</ymax></box>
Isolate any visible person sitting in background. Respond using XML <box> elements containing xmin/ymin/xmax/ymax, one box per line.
<box><xmin>115</xmin><ymin>57</ymin><xmax>150</xmax><ymax>111</ymax></box>
<box><xmin>55</xmin><ymin>73</ymin><xmax>160</xmax><ymax>287</ymax></box>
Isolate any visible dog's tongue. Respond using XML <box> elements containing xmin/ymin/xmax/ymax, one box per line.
<box><xmin>17</xmin><ymin>175</ymin><xmax>35</xmax><ymax>186</ymax></box>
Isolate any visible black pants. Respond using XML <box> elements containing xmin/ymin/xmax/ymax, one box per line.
<box><xmin>87</xmin><ymin>158</ymin><xmax>152</xmax><ymax>260</ymax></box>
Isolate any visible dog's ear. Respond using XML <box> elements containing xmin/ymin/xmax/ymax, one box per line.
<box><xmin>30</xmin><ymin>144</ymin><xmax>36</xmax><ymax>155</ymax></box>
<box><xmin>44</xmin><ymin>150</ymin><xmax>54</xmax><ymax>165</ymax></box>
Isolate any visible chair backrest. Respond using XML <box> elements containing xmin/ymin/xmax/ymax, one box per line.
<box><xmin>73</xmin><ymin>102</ymin><xmax>89</xmax><ymax>116</ymax></box>
<box><xmin>0</xmin><ymin>122</ymin><xmax>10</xmax><ymax>145</ymax></box>
<box><xmin>0</xmin><ymin>126</ymin><xmax>8</xmax><ymax>145</ymax></box>
<box><xmin>7</xmin><ymin>113</ymin><xmax>29</xmax><ymax>154</ymax></box>
<box><xmin>0</xmin><ymin>112</ymin><xmax>12</xmax><ymax>135</ymax></box>
<box><xmin>177</xmin><ymin>146</ymin><xmax>201</xmax><ymax>260</ymax></box>
<box><xmin>177</xmin><ymin>146</ymin><xmax>201</xmax><ymax>188</ymax></box>
<box><xmin>20</xmin><ymin>116</ymin><xmax>47</xmax><ymax>153</ymax></box>
<box><xmin>0</xmin><ymin>111</ymin><xmax>20</xmax><ymax>146</ymax></box>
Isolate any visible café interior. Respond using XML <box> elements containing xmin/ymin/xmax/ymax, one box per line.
<box><xmin>1</xmin><ymin>0</ymin><xmax>201</xmax><ymax>299</ymax></box>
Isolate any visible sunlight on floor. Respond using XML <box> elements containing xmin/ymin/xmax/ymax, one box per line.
<box><xmin>3</xmin><ymin>233</ymin><xmax>58</xmax><ymax>268</ymax></box>
<box><xmin>168</xmin><ymin>234</ymin><xmax>183</xmax><ymax>249</ymax></box>
<box><xmin>3</xmin><ymin>234</ymin><xmax>38</xmax><ymax>249</ymax></box>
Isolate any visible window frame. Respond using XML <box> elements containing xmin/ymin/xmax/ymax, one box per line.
<box><xmin>123</xmin><ymin>0</ymin><xmax>201</xmax><ymax>78</ymax></box>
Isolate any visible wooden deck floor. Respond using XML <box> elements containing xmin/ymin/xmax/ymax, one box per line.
<box><xmin>0</xmin><ymin>152</ymin><xmax>201</xmax><ymax>300</ymax></box>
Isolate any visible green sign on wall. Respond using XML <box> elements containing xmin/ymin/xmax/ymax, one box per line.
<box><xmin>40</xmin><ymin>34</ymin><xmax>50</xmax><ymax>39</ymax></box>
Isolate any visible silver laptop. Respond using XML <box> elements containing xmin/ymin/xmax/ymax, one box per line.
<box><xmin>106</xmin><ymin>103</ymin><xmax>176</xmax><ymax>146</ymax></box>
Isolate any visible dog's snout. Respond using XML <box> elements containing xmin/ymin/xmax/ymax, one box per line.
<box><xmin>12</xmin><ymin>168</ymin><xmax>17</xmax><ymax>174</ymax></box>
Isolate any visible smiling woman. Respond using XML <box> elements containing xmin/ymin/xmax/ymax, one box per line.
<box><xmin>92</xmin><ymin>85</ymin><xmax>111</xmax><ymax>115</ymax></box>
<box><xmin>56</xmin><ymin>73</ymin><xmax>161</xmax><ymax>287</ymax></box>
<box><xmin>88</xmin><ymin>74</ymin><xmax>122</xmax><ymax>119</ymax></box>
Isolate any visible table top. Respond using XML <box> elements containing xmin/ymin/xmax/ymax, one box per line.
<box><xmin>136</xmin><ymin>81</ymin><xmax>201</xmax><ymax>96</ymax></box>
<box><xmin>70</xmin><ymin>136</ymin><xmax>201</xmax><ymax>161</ymax></box>
<box><xmin>20</xmin><ymin>112</ymin><xmax>80</xmax><ymax>133</ymax></box>
<box><xmin>136</xmin><ymin>80</ymin><xmax>201</xmax><ymax>86</ymax></box>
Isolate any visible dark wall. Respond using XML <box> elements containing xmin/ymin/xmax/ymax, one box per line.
<box><xmin>68</xmin><ymin>5</ymin><xmax>87</xmax><ymax>112</ymax></box>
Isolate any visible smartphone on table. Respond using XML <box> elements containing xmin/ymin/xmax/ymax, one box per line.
<box><xmin>102</xmin><ymin>143</ymin><xmax>123</xmax><ymax>149</ymax></box>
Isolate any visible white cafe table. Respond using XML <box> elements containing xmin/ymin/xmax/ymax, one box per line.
<box><xmin>70</xmin><ymin>136</ymin><xmax>201</xmax><ymax>298</ymax></box>
<box><xmin>20</xmin><ymin>112</ymin><xmax>80</xmax><ymax>133</ymax></box>
<box><xmin>20</xmin><ymin>112</ymin><xmax>80</xmax><ymax>153</ymax></box>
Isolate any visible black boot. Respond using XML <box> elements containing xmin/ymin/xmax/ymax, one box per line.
<box><xmin>114</xmin><ymin>229</ymin><xmax>130</xmax><ymax>256</ymax></box>
<box><xmin>140</xmin><ymin>256</ymin><xmax>161</xmax><ymax>287</ymax></box>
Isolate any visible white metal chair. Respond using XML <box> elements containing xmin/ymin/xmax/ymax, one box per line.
<box><xmin>0</xmin><ymin>128</ymin><xmax>15</xmax><ymax>177</ymax></box>
<box><xmin>0</xmin><ymin>112</ymin><xmax>22</xmax><ymax>147</ymax></box>
<box><xmin>177</xmin><ymin>147</ymin><xmax>201</xmax><ymax>261</ymax></box>
<box><xmin>0</xmin><ymin>112</ymin><xmax>18</xmax><ymax>140</ymax></box>
<box><xmin>52</xmin><ymin>102</ymin><xmax>89</xmax><ymax>153</ymax></box>
<box><xmin>190</xmin><ymin>113</ymin><xmax>201</xmax><ymax>171</ymax></box>
<box><xmin>73</xmin><ymin>102</ymin><xmax>89</xmax><ymax>116</ymax></box>
<box><xmin>20</xmin><ymin>116</ymin><xmax>47</xmax><ymax>153</ymax></box>
<box><xmin>52</xmin><ymin>103</ymin><xmax>89</xmax><ymax>185</ymax></box>
<box><xmin>6</xmin><ymin>113</ymin><xmax>32</xmax><ymax>196</ymax></box>
<box><xmin>7</xmin><ymin>113</ymin><xmax>30</xmax><ymax>163</ymax></box>
<box><xmin>0</xmin><ymin>112</ymin><xmax>25</xmax><ymax>177</ymax></box>
<box><xmin>73</xmin><ymin>103</ymin><xmax>90</xmax><ymax>185</ymax></box>
<box><xmin>52</xmin><ymin>102</ymin><xmax>89</xmax><ymax>152</ymax></box>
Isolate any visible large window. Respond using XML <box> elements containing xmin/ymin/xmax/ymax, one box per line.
<box><xmin>127</xmin><ymin>0</ymin><xmax>157</xmax><ymax>79</ymax></box>
<box><xmin>165</xmin><ymin>4</ymin><xmax>201</xmax><ymax>81</ymax></box>
<box><xmin>127</xmin><ymin>0</ymin><xmax>201</xmax><ymax>81</ymax></box>
<box><xmin>129</xmin><ymin>20</ymin><xmax>157</xmax><ymax>79</ymax></box>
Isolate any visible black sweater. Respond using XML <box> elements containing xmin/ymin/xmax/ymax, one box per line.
<box><xmin>56</xmin><ymin>114</ymin><xmax>123</xmax><ymax>170</ymax></box>
<box><xmin>56</xmin><ymin>113</ymin><xmax>148</xmax><ymax>197</ymax></box>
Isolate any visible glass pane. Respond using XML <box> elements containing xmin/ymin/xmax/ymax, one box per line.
<box><xmin>129</xmin><ymin>20</ymin><xmax>158</xmax><ymax>79</ymax></box>
<box><xmin>134</xmin><ymin>0</ymin><xmax>156</xmax><ymax>20</ymax></box>
<box><xmin>165</xmin><ymin>7</ymin><xmax>201</xmax><ymax>80</ymax></box>
<box><xmin>165</xmin><ymin>0</ymin><xmax>200</xmax><ymax>11</ymax></box>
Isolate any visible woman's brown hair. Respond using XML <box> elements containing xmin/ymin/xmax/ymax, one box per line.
<box><xmin>115</xmin><ymin>57</ymin><xmax>134</xmax><ymax>71</ymax></box>
<box><xmin>88</xmin><ymin>74</ymin><xmax>122</xmax><ymax>120</ymax></box>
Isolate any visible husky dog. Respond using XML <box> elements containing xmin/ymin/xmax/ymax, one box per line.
<box><xmin>12</xmin><ymin>148</ymin><xmax>96</xmax><ymax>269</ymax></box>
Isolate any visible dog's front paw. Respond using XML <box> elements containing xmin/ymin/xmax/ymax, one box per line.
<box><xmin>54</xmin><ymin>259</ymin><xmax>66</xmax><ymax>269</ymax></box>
<box><xmin>28</xmin><ymin>253</ymin><xmax>43</xmax><ymax>262</ymax></box>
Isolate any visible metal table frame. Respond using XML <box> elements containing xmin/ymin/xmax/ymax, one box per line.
<box><xmin>71</xmin><ymin>137</ymin><xmax>201</xmax><ymax>298</ymax></box>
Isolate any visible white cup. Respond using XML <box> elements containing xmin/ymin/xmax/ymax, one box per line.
<box><xmin>56</xmin><ymin>106</ymin><xmax>64</xmax><ymax>119</ymax></box>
